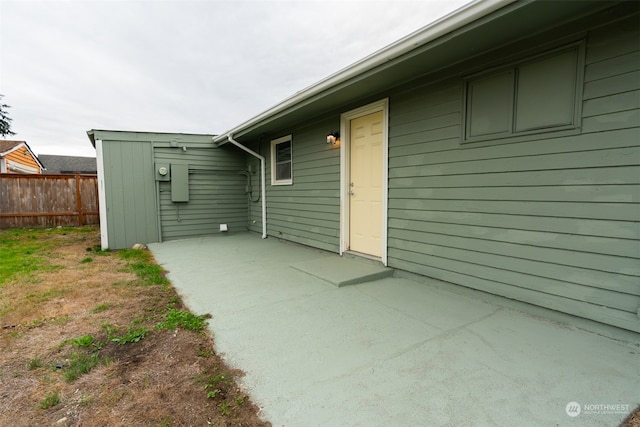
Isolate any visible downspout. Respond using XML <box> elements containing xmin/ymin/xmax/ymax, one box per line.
<box><xmin>223</xmin><ymin>134</ymin><xmax>267</xmax><ymax>239</ymax></box>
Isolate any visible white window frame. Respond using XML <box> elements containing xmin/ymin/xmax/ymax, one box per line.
<box><xmin>270</xmin><ymin>135</ymin><xmax>293</xmax><ymax>185</ymax></box>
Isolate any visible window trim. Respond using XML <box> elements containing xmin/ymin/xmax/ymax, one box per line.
<box><xmin>462</xmin><ymin>41</ymin><xmax>585</xmax><ymax>144</ymax></box>
<box><xmin>270</xmin><ymin>135</ymin><xmax>293</xmax><ymax>186</ymax></box>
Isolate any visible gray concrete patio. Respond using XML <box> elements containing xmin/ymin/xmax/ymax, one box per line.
<box><xmin>149</xmin><ymin>233</ymin><xmax>639</xmax><ymax>427</ymax></box>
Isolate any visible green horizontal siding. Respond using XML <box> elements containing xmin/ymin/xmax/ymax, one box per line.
<box><xmin>246</xmin><ymin>117</ymin><xmax>341</xmax><ymax>250</ymax></box>
<box><xmin>583</xmin><ymin>70</ymin><xmax>640</xmax><ymax>99</ymax></box>
<box><xmin>583</xmin><ymin>91</ymin><xmax>640</xmax><ymax>117</ymax></box>
<box><xmin>390</xmin><ymin>256</ymin><xmax>640</xmax><ymax>333</ymax></box>
<box><xmin>387</xmin><ymin>12</ymin><xmax>640</xmax><ymax>333</ymax></box>
<box><xmin>388</xmin><ymin>214</ymin><xmax>638</xmax><ymax>259</ymax></box>
<box><xmin>390</xmin><ymin>185</ymin><xmax>637</xmax><ymax>203</ymax></box>
<box><xmin>389</xmin><ymin>198</ymin><xmax>638</xmax><ymax>222</ymax></box>
<box><xmin>388</xmin><ymin>227</ymin><xmax>640</xmax><ymax>286</ymax></box>
<box><xmin>390</xmin><ymin>166</ymin><xmax>640</xmax><ymax>188</ymax></box>
<box><xmin>584</xmin><ymin>13</ymin><xmax>639</xmax><ymax>64</ymax></box>
<box><xmin>155</xmin><ymin>144</ymin><xmax>247</xmax><ymax>241</ymax></box>
<box><xmin>387</xmin><ymin>208</ymin><xmax>638</xmax><ymax>241</ymax></box>
<box><xmin>388</xmin><ymin>244</ymin><xmax>638</xmax><ymax>312</ymax></box>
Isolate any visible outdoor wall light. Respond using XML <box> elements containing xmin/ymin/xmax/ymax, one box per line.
<box><xmin>326</xmin><ymin>132</ymin><xmax>340</xmax><ymax>145</ymax></box>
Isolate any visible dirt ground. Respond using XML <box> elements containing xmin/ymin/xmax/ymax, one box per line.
<box><xmin>0</xmin><ymin>227</ymin><xmax>270</xmax><ymax>427</ymax></box>
<box><xmin>622</xmin><ymin>407</ymin><xmax>640</xmax><ymax>427</ymax></box>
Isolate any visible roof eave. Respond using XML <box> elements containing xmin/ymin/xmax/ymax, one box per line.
<box><xmin>86</xmin><ymin>130</ymin><xmax>97</xmax><ymax>148</ymax></box>
<box><xmin>0</xmin><ymin>141</ymin><xmax>26</xmax><ymax>157</ymax></box>
<box><xmin>212</xmin><ymin>0</ymin><xmax>516</xmax><ymax>145</ymax></box>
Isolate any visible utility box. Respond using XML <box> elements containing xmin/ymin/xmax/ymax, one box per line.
<box><xmin>171</xmin><ymin>163</ymin><xmax>189</xmax><ymax>202</ymax></box>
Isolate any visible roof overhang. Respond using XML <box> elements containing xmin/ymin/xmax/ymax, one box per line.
<box><xmin>0</xmin><ymin>141</ymin><xmax>26</xmax><ymax>157</ymax></box>
<box><xmin>213</xmin><ymin>0</ymin><xmax>614</xmax><ymax>145</ymax></box>
<box><xmin>87</xmin><ymin>129</ymin><xmax>216</xmax><ymax>148</ymax></box>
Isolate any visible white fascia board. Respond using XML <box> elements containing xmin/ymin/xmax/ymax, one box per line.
<box><xmin>213</xmin><ymin>0</ymin><xmax>515</xmax><ymax>145</ymax></box>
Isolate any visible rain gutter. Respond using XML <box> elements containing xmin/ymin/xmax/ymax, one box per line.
<box><xmin>222</xmin><ymin>134</ymin><xmax>267</xmax><ymax>239</ymax></box>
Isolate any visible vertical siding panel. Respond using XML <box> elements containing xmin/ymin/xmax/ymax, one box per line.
<box><xmin>100</xmin><ymin>139</ymin><xmax>158</xmax><ymax>249</ymax></box>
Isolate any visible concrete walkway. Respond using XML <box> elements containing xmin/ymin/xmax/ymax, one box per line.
<box><xmin>149</xmin><ymin>233</ymin><xmax>639</xmax><ymax>427</ymax></box>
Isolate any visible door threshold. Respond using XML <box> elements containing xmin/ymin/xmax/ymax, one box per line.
<box><xmin>343</xmin><ymin>251</ymin><xmax>383</xmax><ymax>265</ymax></box>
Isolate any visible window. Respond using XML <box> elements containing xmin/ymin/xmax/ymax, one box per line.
<box><xmin>464</xmin><ymin>44</ymin><xmax>583</xmax><ymax>142</ymax></box>
<box><xmin>271</xmin><ymin>135</ymin><xmax>292</xmax><ymax>185</ymax></box>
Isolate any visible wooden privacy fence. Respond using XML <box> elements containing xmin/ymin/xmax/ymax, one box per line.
<box><xmin>0</xmin><ymin>173</ymin><xmax>99</xmax><ymax>228</ymax></box>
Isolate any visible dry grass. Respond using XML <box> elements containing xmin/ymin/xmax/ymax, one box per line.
<box><xmin>0</xmin><ymin>227</ymin><xmax>270</xmax><ymax>427</ymax></box>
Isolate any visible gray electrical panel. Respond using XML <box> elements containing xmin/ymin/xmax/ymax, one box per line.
<box><xmin>171</xmin><ymin>164</ymin><xmax>189</xmax><ymax>202</ymax></box>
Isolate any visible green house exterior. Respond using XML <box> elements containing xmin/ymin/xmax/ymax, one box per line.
<box><xmin>89</xmin><ymin>1</ymin><xmax>639</xmax><ymax>335</ymax></box>
<box><xmin>88</xmin><ymin>130</ymin><xmax>246</xmax><ymax>249</ymax></box>
<box><xmin>211</xmin><ymin>1</ymin><xmax>639</xmax><ymax>334</ymax></box>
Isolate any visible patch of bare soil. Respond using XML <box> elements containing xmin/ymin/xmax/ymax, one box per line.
<box><xmin>0</xmin><ymin>228</ymin><xmax>270</xmax><ymax>427</ymax></box>
<box><xmin>621</xmin><ymin>406</ymin><xmax>640</xmax><ymax>427</ymax></box>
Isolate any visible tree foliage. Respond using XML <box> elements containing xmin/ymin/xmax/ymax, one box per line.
<box><xmin>0</xmin><ymin>94</ymin><xmax>16</xmax><ymax>137</ymax></box>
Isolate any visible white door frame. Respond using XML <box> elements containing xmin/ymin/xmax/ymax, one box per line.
<box><xmin>340</xmin><ymin>98</ymin><xmax>389</xmax><ymax>265</ymax></box>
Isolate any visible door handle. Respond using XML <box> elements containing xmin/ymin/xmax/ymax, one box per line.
<box><xmin>349</xmin><ymin>190</ymin><xmax>355</xmax><ymax>195</ymax></box>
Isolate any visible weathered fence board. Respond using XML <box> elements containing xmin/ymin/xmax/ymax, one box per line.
<box><xmin>0</xmin><ymin>173</ymin><xmax>99</xmax><ymax>228</ymax></box>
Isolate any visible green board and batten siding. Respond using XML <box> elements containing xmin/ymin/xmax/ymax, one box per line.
<box><xmin>387</xmin><ymin>13</ymin><xmax>640</xmax><ymax>333</ymax></box>
<box><xmin>99</xmin><ymin>139</ymin><xmax>159</xmax><ymax>250</ymax></box>
<box><xmin>246</xmin><ymin>10</ymin><xmax>640</xmax><ymax>332</ymax></box>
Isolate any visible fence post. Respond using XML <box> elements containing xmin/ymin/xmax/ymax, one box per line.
<box><xmin>75</xmin><ymin>173</ymin><xmax>84</xmax><ymax>226</ymax></box>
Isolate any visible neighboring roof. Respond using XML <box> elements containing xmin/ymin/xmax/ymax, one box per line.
<box><xmin>0</xmin><ymin>140</ymin><xmax>46</xmax><ymax>170</ymax></box>
<box><xmin>213</xmin><ymin>0</ymin><xmax>613</xmax><ymax>145</ymax></box>
<box><xmin>0</xmin><ymin>140</ymin><xmax>26</xmax><ymax>156</ymax></box>
<box><xmin>39</xmin><ymin>154</ymin><xmax>97</xmax><ymax>174</ymax></box>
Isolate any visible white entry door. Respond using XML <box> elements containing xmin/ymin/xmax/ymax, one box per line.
<box><xmin>349</xmin><ymin>110</ymin><xmax>384</xmax><ymax>257</ymax></box>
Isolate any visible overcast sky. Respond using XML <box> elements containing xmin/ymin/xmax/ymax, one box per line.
<box><xmin>1</xmin><ymin>0</ymin><xmax>471</xmax><ymax>158</ymax></box>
